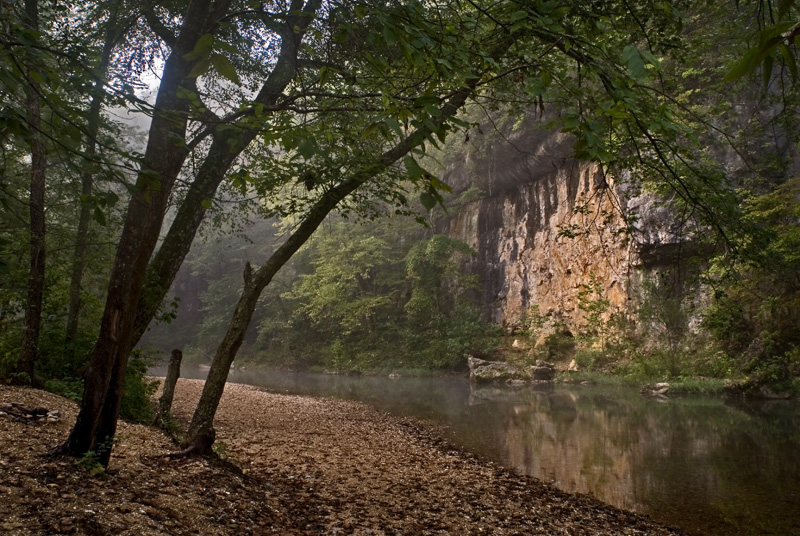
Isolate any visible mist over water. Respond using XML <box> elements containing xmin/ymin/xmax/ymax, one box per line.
<box><xmin>156</xmin><ymin>366</ymin><xmax>800</xmax><ymax>536</ymax></box>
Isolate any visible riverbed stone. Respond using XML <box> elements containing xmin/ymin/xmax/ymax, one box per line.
<box><xmin>532</xmin><ymin>366</ymin><xmax>555</xmax><ymax>381</ymax></box>
<box><xmin>467</xmin><ymin>357</ymin><xmax>532</xmax><ymax>383</ymax></box>
<box><xmin>641</xmin><ymin>382</ymin><xmax>670</xmax><ymax>398</ymax></box>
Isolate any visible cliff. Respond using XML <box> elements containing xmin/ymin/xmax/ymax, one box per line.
<box><xmin>434</xmin><ymin>112</ymin><xmax>688</xmax><ymax>334</ymax></box>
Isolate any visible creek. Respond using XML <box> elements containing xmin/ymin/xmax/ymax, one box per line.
<box><xmin>159</xmin><ymin>367</ymin><xmax>800</xmax><ymax>536</ymax></box>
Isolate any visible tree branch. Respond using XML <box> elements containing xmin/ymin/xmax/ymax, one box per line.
<box><xmin>141</xmin><ymin>4</ymin><xmax>177</xmax><ymax>47</ymax></box>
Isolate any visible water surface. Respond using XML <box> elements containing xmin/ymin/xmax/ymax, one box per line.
<box><xmin>159</xmin><ymin>367</ymin><xmax>800</xmax><ymax>536</ymax></box>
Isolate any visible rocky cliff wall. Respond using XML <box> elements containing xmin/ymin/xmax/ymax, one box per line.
<box><xmin>434</xmin><ymin>114</ymin><xmax>684</xmax><ymax>333</ymax></box>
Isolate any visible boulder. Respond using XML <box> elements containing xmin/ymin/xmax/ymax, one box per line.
<box><xmin>511</xmin><ymin>339</ymin><xmax>528</xmax><ymax>350</ymax></box>
<box><xmin>468</xmin><ymin>356</ymin><xmax>532</xmax><ymax>383</ymax></box>
<box><xmin>532</xmin><ymin>359</ymin><xmax>555</xmax><ymax>381</ymax></box>
<box><xmin>641</xmin><ymin>382</ymin><xmax>671</xmax><ymax>399</ymax></box>
<box><xmin>568</xmin><ymin>359</ymin><xmax>579</xmax><ymax>372</ymax></box>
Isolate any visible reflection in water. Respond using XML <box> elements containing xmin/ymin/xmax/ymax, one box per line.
<box><xmin>155</xmin><ymin>367</ymin><xmax>800</xmax><ymax>536</ymax></box>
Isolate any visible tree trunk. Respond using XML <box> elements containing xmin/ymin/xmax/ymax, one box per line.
<box><xmin>182</xmin><ymin>205</ymin><xmax>349</xmax><ymax>452</ymax></box>
<box><xmin>182</xmin><ymin>85</ymin><xmax>476</xmax><ymax>451</ymax></box>
<box><xmin>154</xmin><ymin>349</ymin><xmax>182</xmax><ymax>426</ymax></box>
<box><xmin>16</xmin><ymin>0</ymin><xmax>45</xmax><ymax>384</ymax></box>
<box><xmin>130</xmin><ymin>1</ymin><xmax>319</xmax><ymax>346</ymax></box>
<box><xmin>64</xmin><ymin>0</ymin><xmax>326</xmax><ymax>465</ymax></box>
<box><xmin>63</xmin><ymin>0</ymin><xmax>218</xmax><ymax>462</ymax></box>
<box><xmin>65</xmin><ymin>1</ymin><xmax>121</xmax><ymax>346</ymax></box>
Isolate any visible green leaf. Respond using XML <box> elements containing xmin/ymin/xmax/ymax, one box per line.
<box><xmin>297</xmin><ymin>138</ymin><xmax>317</xmax><ymax>160</ymax></box>
<box><xmin>210</xmin><ymin>54</ymin><xmax>240</xmax><ymax>84</ymax></box>
<box><xmin>561</xmin><ymin>114</ymin><xmax>580</xmax><ymax>131</ymax></box>
<box><xmin>93</xmin><ymin>207</ymin><xmax>106</xmax><ymax>226</ymax></box>
<box><xmin>510</xmin><ymin>10</ymin><xmax>528</xmax><ymax>22</ymax></box>
<box><xmin>551</xmin><ymin>6</ymin><xmax>570</xmax><ymax>20</ymax></box>
<box><xmin>201</xmin><ymin>199</ymin><xmax>213</xmax><ymax>209</ymax></box>
<box><xmin>361</xmin><ymin>121</ymin><xmax>379</xmax><ymax>139</ymax></box>
<box><xmin>449</xmin><ymin>116</ymin><xmax>471</xmax><ymax>129</ymax></box>
<box><xmin>420</xmin><ymin>192</ymin><xmax>437</xmax><ymax>211</ymax></box>
<box><xmin>780</xmin><ymin>44</ymin><xmax>798</xmax><ymax>83</ymax></box>
<box><xmin>215</xmin><ymin>40</ymin><xmax>239</xmax><ymax>55</ymax></box>
<box><xmin>188</xmin><ymin>58</ymin><xmax>211</xmax><ymax>78</ymax></box>
<box><xmin>184</xmin><ymin>33</ymin><xmax>215</xmax><ymax>61</ymax></box>
<box><xmin>762</xmin><ymin>54</ymin><xmax>774</xmax><ymax>90</ymax></box>
<box><xmin>383</xmin><ymin>25</ymin><xmax>397</xmax><ymax>46</ymax></box>
<box><xmin>404</xmin><ymin>156</ymin><xmax>425</xmax><ymax>180</ymax></box>
<box><xmin>622</xmin><ymin>45</ymin><xmax>646</xmax><ymax>80</ymax></box>
<box><xmin>429</xmin><ymin>176</ymin><xmax>452</xmax><ymax>193</ymax></box>
<box><xmin>725</xmin><ymin>48</ymin><xmax>758</xmax><ymax>82</ymax></box>
<box><xmin>413</xmin><ymin>95</ymin><xmax>440</xmax><ymax>107</ymax></box>
<box><xmin>104</xmin><ymin>191</ymin><xmax>119</xmax><ymax>206</ymax></box>
<box><xmin>639</xmin><ymin>49</ymin><xmax>660</xmax><ymax>70</ymax></box>
<box><xmin>424</xmin><ymin>104</ymin><xmax>442</xmax><ymax>117</ymax></box>
<box><xmin>318</xmin><ymin>65</ymin><xmax>331</xmax><ymax>85</ymax></box>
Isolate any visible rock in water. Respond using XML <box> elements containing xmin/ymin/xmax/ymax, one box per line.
<box><xmin>641</xmin><ymin>383</ymin><xmax>671</xmax><ymax>399</ymax></box>
<box><xmin>532</xmin><ymin>360</ymin><xmax>555</xmax><ymax>381</ymax></box>
<box><xmin>468</xmin><ymin>356</ymin><xmax>532</xmax><ymax>383</ymax></box>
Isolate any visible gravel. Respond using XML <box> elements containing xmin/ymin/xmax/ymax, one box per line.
<box><xmin>0</xmin><ymin>380</ymin><xmax>689</xmax><ymax>535</ymax></box>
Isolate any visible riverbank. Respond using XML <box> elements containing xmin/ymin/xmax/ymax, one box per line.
<box><xmin>1</xmin><ymin>380</ymin><xmax>688</xmax><ymax>535</ymax></box>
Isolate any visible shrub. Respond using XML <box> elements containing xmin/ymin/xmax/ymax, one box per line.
<box><xmin>119</xmin><ymin>350</ymin><xmax>158</xmax><ymax>424</ymax></box>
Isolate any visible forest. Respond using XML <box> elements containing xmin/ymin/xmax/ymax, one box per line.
<box><xmin>1</xmin><ymin>0</ymin><xmax>799</xmax><ymax>469</ymax></box>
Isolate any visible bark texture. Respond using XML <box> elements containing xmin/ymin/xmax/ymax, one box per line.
<box><xmin>65</xmin><ymin>0</ymin><xmax>321</xmax><ymax>465</ymax></box>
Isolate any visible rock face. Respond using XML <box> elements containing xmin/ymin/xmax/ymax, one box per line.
<box><xmin>436</xmin><ymin>112</ymin><xmax>687</xmax><ymax>332</ymax></box>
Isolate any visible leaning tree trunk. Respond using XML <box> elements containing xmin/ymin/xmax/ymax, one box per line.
<box><xmin>16</xmin><ymin>0</ymin><xmax>45</xmax><ymax>384</ymax></box>
<box><xmin>182</xmin><ymin>85</ymin><xmax>476</xmax><ymax>452</ymax></box>
<box><xmin>130</xmin><ymin>1</ymin><xmax>318</xmax><ymax>347</ymax></box>
<box><xmin>65</xmin><ymin>1</ymin><xmax>122</xmax><ymax>346</ymax></box>
<box><xmin>182</xmin><ymin>180</ymin><xmax>363</xmax><ymax>452</ymax></box>
<box><xmin>65</xmin><ymin>0</ymin><xmax>324</xmax><ymax>466</ymax></box>
<box><xmin>62</xmin><ymin>0</ymin><xmax>212</xmax><ymax>462</ymax></box>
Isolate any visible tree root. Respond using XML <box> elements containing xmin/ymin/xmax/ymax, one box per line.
<box><xmin>154</xmin><ymin>427</ymin><xmax>216</xmax><ymax>459</ymax></box>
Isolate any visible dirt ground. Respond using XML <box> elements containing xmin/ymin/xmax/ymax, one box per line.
<box><xmin>0</xmin><ymin>380</ymin><xmax>689</xmax><ymax>535</ymax></box>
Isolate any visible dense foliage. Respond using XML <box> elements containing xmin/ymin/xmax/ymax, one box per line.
<box><xmin>143</xmin><ymin>217</ymin><xmax>495</xmax><ymax>372</ymax></box>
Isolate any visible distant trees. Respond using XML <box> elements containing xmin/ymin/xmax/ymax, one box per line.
<box><xmin>274</xmin><ymin>220</ymin><xmax>486</xmax><ymax>370</ymax></box>
<box><xmin>15</xmin><ymin>0</ymin><xmax>47</xmax><ymax>382</ymax></box>
<box><xmin>1</xmin><ymin>0</ymin><xmax>129</xmax><ymax>385</ymax></box>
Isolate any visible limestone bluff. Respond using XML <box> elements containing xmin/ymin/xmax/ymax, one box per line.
<box><xmin>434</xmin><ymin>111</ymin><xmax>695</xmax><ymax>336</ymax></box>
